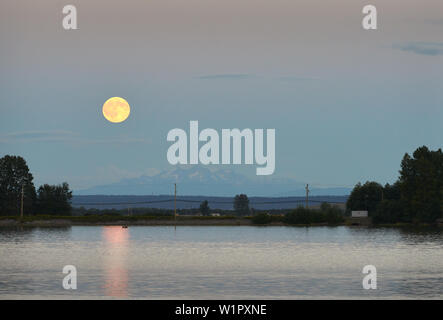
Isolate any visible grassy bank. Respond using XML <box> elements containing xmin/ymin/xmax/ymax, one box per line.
<box><xmin>0</xmin><ymin>215</ymin><xmax>441</xmax><ymax>228</ymax></box>
<box><xmin>0</xmin><ymin>215</ymin><xmax>250</xmax><ymax>226</ymax></box>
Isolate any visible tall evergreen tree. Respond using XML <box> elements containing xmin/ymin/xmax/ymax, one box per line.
<box><xmin>398</xmin><ymin>146</ymin><xmax>443</xmax><ymax>223</ymax></box>
<box><xmin>0</xmin><ymin>155</ymin><xmax>36</xmax><ymax>216</ymax></box>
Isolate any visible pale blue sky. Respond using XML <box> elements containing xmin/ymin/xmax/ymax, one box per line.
<box><xmin>1</xmin><ymin>0</ymin><xmax>442</xmax><ymax>192</ymax></box>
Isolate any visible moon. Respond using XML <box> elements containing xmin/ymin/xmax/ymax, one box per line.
<box><xmin>102</xmin><ymin>97</ymin><xmax>131</xmax><ymax>123</ymax></box>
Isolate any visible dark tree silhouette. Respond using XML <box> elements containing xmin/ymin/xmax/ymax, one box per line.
<box><xmin>199</xmin><ymin>200</ymin><xmax>210</xmax><ymax>216</ymax></box>
<box><xmin>346</xmin><ymin>181</ymin><xmax>383</xmax><ymax>213</ymax></box>
<box><xmin>0</xmin><ymin>155</ymin><xmax>36</xmax><ymax>216</ymax></box>
<box><xmin>234</xmin><ymin>194</ymin><xmax>250</xmax><ymax>216</ymax></box>
<box><xmin>348</xmin><ymin>146</ymin><xmax>443</xmax><ymax>224</ymax></box>
<box><xmin>36</xmin><ymin>182</ymin><xmax>73</xmax><ymax>215</ymax></box>
<box><xmin>398</xmin><ymin>146</ymin><xmax>443</xmax><ymax>223</ymax></box>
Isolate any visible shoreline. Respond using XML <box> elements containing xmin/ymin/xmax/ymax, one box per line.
<box><xmin>0</xmin><ymin>218</ymin><xmax>254</xmax><ymax>227</ymax></box>
<box><xmin>0</xmin><ymin>217</ymin><xmax>441</xmax><ymax>228</ymax></box>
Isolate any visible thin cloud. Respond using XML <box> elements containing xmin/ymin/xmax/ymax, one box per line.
<box><xmin>196</xmin><ymin>74</ymin><xmax>254</xmax><ymax>80</ymax></box>
<box><xmin>0</xmin><ymin>130</ymin><xmax>150</xmax><ymax>144</ymax></box>
<box><xmin>0</xmin><ymin>130</ymin><xmax>79</xmax><ymax>142</ymax></box>
<box><xmin>395</xmin><ymin>42</ymin><xmax>443</xmax><ymax>56</ymax></box>
<box><xmin>277</xmin><ymin>76</ymin><xmax>320</xmax><ymax>82</ymax></box>
<box><xmin>84</xmin><ymin>137</ymin><xmax>150</xmax><ymax>145</ymax></box>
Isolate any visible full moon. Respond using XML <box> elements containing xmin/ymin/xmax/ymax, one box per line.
<box><xmin>102</xmin><ymin>97</ymin><xmax>131</xmax><ymax>123</ymax></box>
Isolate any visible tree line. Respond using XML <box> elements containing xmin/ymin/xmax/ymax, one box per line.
<box><xmin>0</xmin><ymin>155</ymin><xmax>72</xmax><ymax>216</ymax></box>
<box><xmin>0</xmin><ymin>154</ymin><xmax>255</xmax><ymax>218</ymax></box>
<box><xmin>346</xmin><ymin>146</ymin><xmax>443</xmax><ymax>223</ymax></box>
<box><xmin>216</xmin><ymin>146</ymin><xmax>443</xmax><ymax>225</ymax></box>
<box><xmin>2</xmin><ymin>145</ymin><xmax>441</xmax><ymax>224</ymax></box>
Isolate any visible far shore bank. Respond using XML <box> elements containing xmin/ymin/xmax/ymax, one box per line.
<box><xmin>0</xmin><ymin>218</ymin><xmax>254</xmax><ymax>227</ymax></box>
<box><xmin>0</xmin><ymin>216</ymin><xmax>442</xmax><ymax>228</ymax></box>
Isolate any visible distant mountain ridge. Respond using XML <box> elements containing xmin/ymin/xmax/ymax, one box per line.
<box><xmin>75</xmin><ymin>166</ymin><xmax>352</xmax><ymax>197</ymax></box>
<box><xmin>72</xmin><ymin>195</ymin><xmax>349</xmax><ymax>211</ymax></box>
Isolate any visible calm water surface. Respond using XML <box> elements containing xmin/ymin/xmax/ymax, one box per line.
<box><xmin>0</xmin><ymin>226</ymin><xmax>442</xmax><ymax>299</ymax></box>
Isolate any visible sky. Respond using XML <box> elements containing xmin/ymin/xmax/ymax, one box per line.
<box><xmin>0</xmin><ymin>0</ymin><xmax>442</xmax><ymax>192</ymax></box>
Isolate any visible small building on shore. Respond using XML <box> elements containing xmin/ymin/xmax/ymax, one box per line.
<box><xmin>348</xmin><ymin>211</ymin><xmax>371</xmax><ymax>226</ymax></box>
<box><xmin>351</xmin><ymin>211</ymin><xmax>368</xmax><ymax>218</ymax></box>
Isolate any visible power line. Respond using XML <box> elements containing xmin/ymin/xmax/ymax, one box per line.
<box><xmin>73</xmin><ymin>198</ymin><xmax>344</xmax><ymax>206</ymax></box>
<box><xmin>74</xmin><ymin>199</ymin><xmax>176</xmax><ymax>206</ymax></box>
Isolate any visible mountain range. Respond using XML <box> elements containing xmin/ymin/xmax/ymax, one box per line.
<box><xmin>75</xmin><ymin>166</ymin><xmax>351</xmax><ymax>197</ymax></box>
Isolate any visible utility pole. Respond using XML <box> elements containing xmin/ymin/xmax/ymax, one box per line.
<box><xmin>305</xmin><ymin>184</ymin><xmax>309</xmax><ymax>209</ymax></box>
<box><xmin>20</xmin><ymin>185</ymin><xmax>24</xmax><ymax>220</ymax></box>
<box><xmin>174</xmin><ymin>183</ymin><xmax>177</xmax><ymax>226</ymax></box>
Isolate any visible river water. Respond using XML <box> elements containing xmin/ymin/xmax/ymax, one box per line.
<box><xmin>0</xmin><ymin>226</ymin><xmax>442</xmax><ymax>299</ymax></box>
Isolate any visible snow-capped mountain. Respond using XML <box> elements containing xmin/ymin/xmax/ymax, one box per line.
<box><xmin>75</xmin><ymin>166</ymin><xmax>351</xmax><ymax>197</ymax></box>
